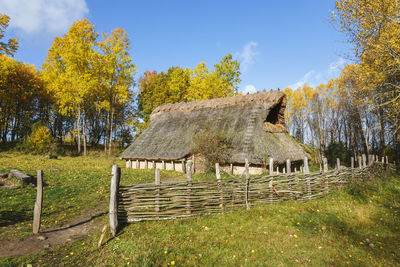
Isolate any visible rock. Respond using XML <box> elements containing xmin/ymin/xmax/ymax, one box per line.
<box><xmin>46</xmin><ymin>155</ymin><xmax>58</xmax><ymax>159</ymax></box>
<box><xmin>0</xmin><ymin>173</ymin><xmax>8</xmax><ymax>178</ymax></box>
<box><xmin>37</xmin><ymin>235</ymin><xmax>47</xmax><ymax>241</ymax></box>
<box><xmin>9</xmin><ymin>170</ymin><xmax>33</xmax><ymax>185</ymax></box>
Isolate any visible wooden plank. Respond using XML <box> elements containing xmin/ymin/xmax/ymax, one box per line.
<box><xmin>286</xmin><ymin>159</ymin><xmax>291</xmax><ymax>174</ymax></box>
<box><xmin>245</xmin><ymin>158</ymin><xmax>250</xmax><ymax>210</ymax></box>
<box><xmin>269</xmin><ymin>158</ymin><xmax>274</xmax><ymax>175</ymax></box>
<box><xmin>33</xmin><ymin>170</ymin><xmax>43</xmax><ymax>234</ymax></box>
<box><xmin>110</xmin><ymin>165</ymin><xmax>121</xmax><ymax>237</ymax></box>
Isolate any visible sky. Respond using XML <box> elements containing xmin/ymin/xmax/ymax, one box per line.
<box><xmin>0</xmin><ymin>0</ymin><xmax>351</xmax><ymax>94</ymax></box>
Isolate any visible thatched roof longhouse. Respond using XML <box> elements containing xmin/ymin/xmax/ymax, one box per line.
<box><xmin>121</xmin><ymin>90</ymin><xmax>306</xmax><ymax>165</ymax></box>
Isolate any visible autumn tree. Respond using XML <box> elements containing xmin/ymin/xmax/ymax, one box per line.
<box><xmin>42</xmin><ymin>19</ymin><xmax>99</xmax><ymax>155</ymax></box>
<box><xmin>0</xmin><ymin>13</ymin><xmax>18</xmax><ymax>56</ymax></box>
<box><xmin>97</xmin><ymin>28</ymin><xmax>136</xmax><ymax>155</ymax></box>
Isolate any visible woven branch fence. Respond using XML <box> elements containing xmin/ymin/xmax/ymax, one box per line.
<box><xmin>109</xmin><ymin>158</ymin><xmax>393</xmax><ymax>235</ymax></box>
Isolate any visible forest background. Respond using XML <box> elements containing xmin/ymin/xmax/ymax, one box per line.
<box><xmin>0</xmin><ymin>0</ymin><xmax>399</xmax><ymax>168</ymax></box>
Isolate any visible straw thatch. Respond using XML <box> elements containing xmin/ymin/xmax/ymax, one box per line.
<box><xmin>121</xmin><ymin>90</ymin><xmax>306</xmax><ymax>165</ymax></box>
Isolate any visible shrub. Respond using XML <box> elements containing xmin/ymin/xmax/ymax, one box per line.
<box><xmin>28</xmin><ymin>125</ymin><xmax>55</xmax><ymax>154</ymax></box>
<box><xmin>193</xmin><ymin>128</ymin><xmax>232</xmax><ymax>172</ymax></box>
<box><xmin>384</xmin><ymin>146</ymin><xmax>396</xmax><ymax>163</ymax></box>
<box><xmin>325</xmin><ymin>142</ymin><xmax>350</xmax><ymax>167</ymax></box>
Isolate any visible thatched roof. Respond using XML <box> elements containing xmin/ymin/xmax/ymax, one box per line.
<box><xmin>121</xmin><ymin>90</ymin><xmax>307</xmax><ymax>165</ymax></box>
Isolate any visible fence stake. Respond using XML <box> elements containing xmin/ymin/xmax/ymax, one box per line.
<box><xmin>269</xmin><ymin>178</ymin><xmax>274</xmax><ymax>202</ymax></box>
<box><xmin>110</xmin><ymin>165</ymin><xmax>120</xmax><ymax>237</ymax></box>
<box><xmin>283</xmin><ymin>167</ymin><xmax>286</xmax><ymax>174</ymax></box>
<box><xmin>385</xmin><ymin>156</ymin><xmax>389</xmax><ymax>164</ymax></box>
<box><xmin>323</xmin><ymin>157</ymin><xmax>328</xmax><ymax>173</ymax></box>
<box><xmin>230</xmin><ymin>163</ymin><xmax>234</xmax><ymax>175</ymax></box>
<box><xmin>276</xmin><ymin>166</ymin><xmax>280</xmax><ymax>175</ymax></box>
<box><xmin>216</xmin><ymin>163</ymin><xmax>224</xmax><ymax>213</ymax></box>
<box><xmin>155</xmin><ymin>168</ymin><xmax>161</xmax><ymax>218</ymax></box>
<box><xmin>358</xmin><ymin>156</ymin><xmax>362</xmax><ymax>169</ymax></box>
<box><xmin>381</xmin><ymin>157</ymin><xmax>384</xmax><ymax>164</ymax></box>
<box><xmin>33</xmin><ymin>170</ymin><xmax>43</xmax><ymax>234</ymax></box>
<box><xmin>245</xmin><ymin>158</ymin><xmax>250</xmax><ymax>210</ymax></box>
<box><xmin>336</xmin><ymin>158</ymin><xmax>341</xmax><ymax>170</ymax></box>
<box><xmin>351</xmin><ymin>157</ymin><xmax>354</xmax><ymax>169</ymax></box>
<box><xmin>186</xmin><ymin>161</ymin><xmax>192</xmax><ymax>215</ymax></box>
<box><xmin>269</xmin><ymin>157</ymin><xmax>274</xmax><ymax>175</ymax></box>
<box><xmin>304</xmin><ymin>157</ymin><xmax>309</xmax><ymax>175</ymax></box>
<box><xmin>362</xmin><ymin>154</ymin><xmax>367</xmax><ymax>168</ymax></box>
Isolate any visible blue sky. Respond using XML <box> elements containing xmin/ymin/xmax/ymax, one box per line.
<box><xmin>0</xmin><ymin>0</ymin><xmax>350</xmax><ymax>93</ymax></box>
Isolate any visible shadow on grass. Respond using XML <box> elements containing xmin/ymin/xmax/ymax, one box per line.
<box><xmin>0</xmin><ymin>210</ymin><xmax>32</xmax><ymax>227</ymax></box>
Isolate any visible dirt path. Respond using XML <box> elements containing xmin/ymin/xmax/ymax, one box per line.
<box><xmin>0</xmin><ymin>208</ymin><xmax>106</xmax><ymax>258</ymax></box>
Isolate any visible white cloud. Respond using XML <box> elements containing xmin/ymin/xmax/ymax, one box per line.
<box><xmin>288</xmin><ymin>57</ymin><xmax>348</xmax><ymax>89</ymax></box>
<box><xmin>235</xmin><ymin>41</ymin><xmax>259</xmax><ymax>72</ymax></box>
<box><xmin>241</xmin><ymin>84</ymin><xmax>257</xmax><ymax>94</ymax></box>
<box><xmin>0</xmin><ymin>0</ymin><xmax>89</xmax><ymax>35</ymax></box>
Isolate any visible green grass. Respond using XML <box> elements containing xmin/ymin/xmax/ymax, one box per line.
<box><xmin>0</xmin><ymin>152</ymin><xmax>181</xmax><ymax>240</ymax></box>
<box><xmin>1</xmin><ymin>153</ymin><xmax>399</xmax><ymax>266</ymax></box>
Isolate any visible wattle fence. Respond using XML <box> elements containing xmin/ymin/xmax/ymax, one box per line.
<box><xmin>108</xmin><ymin>156</ymin><xmax>393</xmax><ymax>236</ymax></box>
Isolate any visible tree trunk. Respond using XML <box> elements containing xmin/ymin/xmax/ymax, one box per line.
<box><xmin>83</xmin><ymin>110</ymin><xmax>87</xmax><ymax>156</ymax></box>
<box><xmin>109</xmin><ymin>107</ymin><xmax>114</xmax><ymax>156</ymax></box>
<box><xmin>77</xmin><ymin>109</ymin><xmax>81</xmax><ymax>154</ymax></box>
<box><xmin>396</xmin><ymin>132</ymin><xmax>400</xmax><ymax>172</ymax></box>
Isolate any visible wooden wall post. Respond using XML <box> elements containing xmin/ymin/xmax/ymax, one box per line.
<box><xmin>336</xmin><ymin>158</ymin><xmax>341</xmax><ymax>170</ymax></box>
<box><xmin>358</xmin><ymin>156</ymin><xmax>362</xmax><ymax>169</ymax></box>
<box><xmin>304</xmin><ymin>157</ymin><xmax>309</xmax><ymax>175</ymax></box>
<box><xmin>385</xmin><ymin>156</ymin><xmax>389</xmax><ymax>164</ymax></box>
<box><xmin>162</xmin><ymin>160</ymin><xmax>165</xmax><ymax>170</ymax></box>
<box><xmin>245</xmin><ymin>158</ymin><xmax>250</xmax><ymax>210</ymax></box>
<box><xmin>362</xmin><ymin>154</ymin><xmax>367</xmax><ymax>168</ymax></box>
<box><xmin>171</xmin><ymin>161</ymin><xmax>175</xmax><ymax>171</ymax></box>
<box><xmin>381</xmin><ymin>157</ymin><xmax>384</xmax><ymax>164</ymax></box>
<box><xmin>276</xmin><ymin>166</ymin><xmax>280</xmax><ymax>175</ymax></box>
<box><xmin>269</xmin><ymin>157</ymin><xmax>274</xmax><ymax>175</ymax></box>
<box><xmin>136</xmin><ymin>160</ymin><xmax>139</xmax><ymax>169</ymax></box>
<box><xmin>152</xmin><ymin>161</ymin><xmax>155</xmax><ymax>169</ymax></box>
<box><xmin>216</xmin><ymin>163</ymin><xmax>224</xmax><ymax>213</ymax></box>
<box><xmin>182</xmin><ymin>159</ymin><xmax>186</xmax><ymax>173</ymax></box>
<box><xmin>110</xmin><ymin>165</ymin><xmax>121</xmax><ymax>237</ymax></box>
<box><xmin>155</xmin><ymin>168</ymin><xmax>161</xmax><ymax>217</ymax></box>
<box><xmin>145</xmin><ymin>160</ymin><xmax>148</xmax><ymax>169</ymax></box>
<box><xmin>351</xmin><ymin>157</ymin><xmax>354</xmax><ymax>169</ymax></box>
<box><xmin>186</xmin><ymin>161</ymin><xmax>192</xmax><ymax>215</ymax></box>
<box><xmin>33</xmin><ymin>170</ymin><xmax>43</xmax><ymax>234</ymax></box>
<box><xmin>323</xmin><ymin>157</ymin><xmax>328</xmax><ymax>173</ymax></box>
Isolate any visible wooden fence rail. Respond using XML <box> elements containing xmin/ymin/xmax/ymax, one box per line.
<box><xmin>109</xmin><ymin>160</ymin><xmax>391</xmax><ymax>235</ymax></box>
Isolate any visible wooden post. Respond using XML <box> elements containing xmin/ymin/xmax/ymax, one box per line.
<box><xmin>171</xmin><ymin>161</ymin><xmax>175</xmax><ymax>171</ymax></box>
<box><xmin>33</xmin><ymin>170</ymin><xmax>43</xmax><ymax>234</ymax></box>
<box><xmin>276</xmin><ymin>166</ymin><xmax>280</xmax><ymax>175</ymax></box>
<box><xmin>362</xmin><ymin>154</ymin><xmax>367</xmax><ymax>168</ymax></box>
<box><xmin>182</xmin><ymin>159</ymin><xmax>186</xmax><ymax>173</ymax></box>
<box><xmin>269</xmin><ymin>178</ymin><xmax>274</xmax><ymax>202</ymax></box>
<box><xmin>186</xmin><ymin>161</ymin><xmax>192</xmax><ymax>215</ymax></box>
<box><xmin>283</xmin><ymin>167</ymin><xmax>286</xmax><ymax>174</ymax></box>
<box><xmin>294</xmin><ymin>167</ymin><xmax>297</xmax><ymax>173</ymax></box>
<box><xmin>151</xmin><ymin>161</ymin><xmax>155</xmax><ymax>169</ymax></box>
<box><xmin>351</xmin><ymin>157</ymin><xmax>354</xmax><ymax>169</ymax></box>
<box><xmin>129</xmin><ymin>160</ymin><xmax>132</xmax><ymax>169</ymax></box>
<box><xmin>323</xmin><ymin>157</ymin><xmax>328</xmax><ymax>173</ymax></box>
<box><xmin>358</xmin><ymin>156</ymin><xmax>362</xmax><ymax>169</ymax></box>
<box><xmin>230</xmin><ymin>163</ymin><xmax>234</xmax><ymax>175</ymax></box>
<box><xmin>269</xmin><ymin>157</ymin><xmax>274</xmax><ymax>175</ymax></box>
<box><xmin>110</xmin><ymin>165</ymin><xmax>120</xmax><ymax>237</ymax></box>
<box><xmin>145</xmin><ymin>160</ymin><xmax>148</xmax><ymax>169</ymax></box>
<box><xmin>136</xmin><ymin>160</ymin><xmax>139</xmax><ymax>169</ymax></box>
<box><xmin>382</xmin><ymin>157</ymin><xmax>384</xmax><ymax>164</ymax></box>
<box><xmin>386</xmin><ymin>156</ymin><xmax>389</xmax><ymax>164</ymax></box>
<box><xmin>304</xmin><ymin>157</ymin><xmax>309</xmax><ymax>175</ymax></box>
<box><xmin>215</xmin><ymin>163</ymin><xmax>221</xmax><ymax>180</ymax></box>
<box><xmin>245</xmin><ymin>158</ymin><xmax>250</xmax><ymax>210</ymax></box>
<box><xmin>162</xmin><ymin>160</ymin><xmax>165</xmax><ymax>170</ymax></box>
<box><xmin>319</xmin><ymin>163</ymin><xmax>322</xmax><ymax>173</ymax></box>
<box><xmin>336</xmin><ymin>158</ymin><xmax>340</xmax><ymax>170</ymax></box>
<box><xmin>216</xmin><ymin>163</ymin><xmax>224</xmax><ymax>213</ymax></box>
<box><xmin>192</xmin><ymin>154</ymin><xmax>195</xmax><ymax>173</ymax></box>
<box><xmin>155</xmin><ymin>168</ymin><xmax>161</xmax><ymax>217</ymax></box>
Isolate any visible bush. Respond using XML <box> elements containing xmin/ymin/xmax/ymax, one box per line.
<box><xmin>28</xmin><ymin>124</ymin><xmax>55</xmax><ymax>154</ymax></box>
<box><xmin>193</xmin><ymin>128</ymin><xmax>232</xmax><ymax>172</ymax></box>
<box><xmin>325</xmin><ymin>142</ymin><xmax>350</xmax><ymax>167</ymax></box>
<box><xmin>384</xmin><ymin>146</ymin><xmax>396</xmax><ymax>163</ymax></box>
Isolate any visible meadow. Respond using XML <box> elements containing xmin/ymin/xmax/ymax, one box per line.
<box><xmin>0</xmin><ymin>152</ymin><xmax>399</xmax><ymax>266</ymax></box>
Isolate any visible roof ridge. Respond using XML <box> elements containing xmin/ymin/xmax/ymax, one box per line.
<box><xmin>151</xmin><ymin>89</ymin><xmax>284</xmax><ymax>116</ymax></box>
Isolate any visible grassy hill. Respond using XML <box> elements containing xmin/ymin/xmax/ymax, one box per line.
<box><xmin>0</xmin><ymin>153</ymin><xmax>399</xmax><ymax>266</ymax></box>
